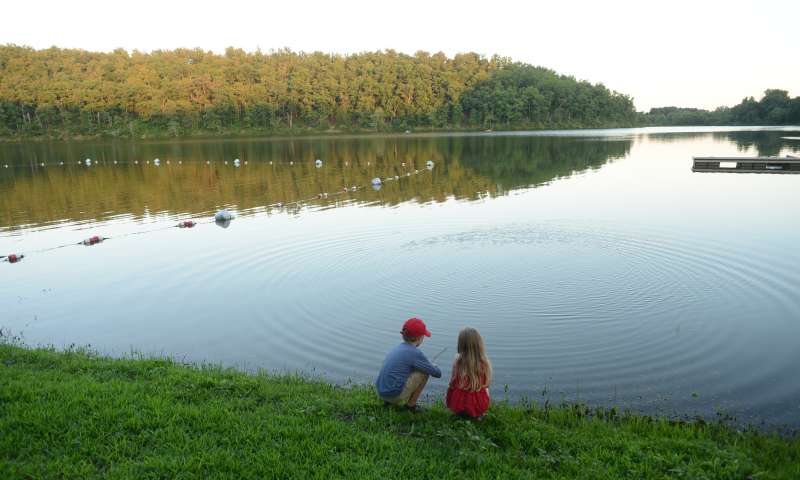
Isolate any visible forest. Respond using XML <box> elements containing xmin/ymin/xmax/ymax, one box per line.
<box><xmin>1</xmin><ymin>45</ymin><xmax>796</xmax><ymax>140</ymax></box>
<box><xmin>0</xmin><ymin>45</ymin><xmax>637</xmax><ymax>139</ymax></box>
<box><xmin>640</xmin><ymin>89</ymin><xmax>800</xmax><ymax>126</ymax></box>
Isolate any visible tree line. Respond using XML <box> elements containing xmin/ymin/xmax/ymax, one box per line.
<box><xmin>0</xmin><ymin>45</ymin><xmax>637</xmax><ymax>139</ymax></box>
<box><xmin>640</xmin><ymin>89</ymin><xmax>800</xmax><ymax>126</ymax></box>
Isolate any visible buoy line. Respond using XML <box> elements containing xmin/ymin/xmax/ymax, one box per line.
<box><xmin>2</xmin><ymin>157</ymin><xmax>426</xmax><ymax>170</ymax></box>
<box><xmin>2</xmin><ymin>160</ymin><xmax>436</xmax><ymax>264</ymax></box>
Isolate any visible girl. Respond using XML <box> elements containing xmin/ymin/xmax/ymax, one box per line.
<box><xmin>446</xmin><ymin>327</ymin><xmax>492</xmax><ymax>418</ymax></box>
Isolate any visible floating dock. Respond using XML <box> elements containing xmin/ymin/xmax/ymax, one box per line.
<box><xmin>692</xmin><ymin>156</ymin><xmax>800</xmax><ymax>174</ymax></box>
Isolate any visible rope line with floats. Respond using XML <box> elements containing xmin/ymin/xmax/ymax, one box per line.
<box><xmin>2</xmin><ymin>157</ymin><xmax>426</xmax><ymax>170</ymax></box>
<box><xmin>2</xmin><ymin>159</ymin><xmax>436</xmax><ymax>264</ymax></box>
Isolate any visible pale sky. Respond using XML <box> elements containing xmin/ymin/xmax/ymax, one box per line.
<box><xmin>4</xmin><ymin>0</ymin><xmax>798</xmax><ymax>111</ymax></box>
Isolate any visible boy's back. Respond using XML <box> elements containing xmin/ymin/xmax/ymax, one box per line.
<box><xmin>376</xmin><ymin>342</ymin><xmax>441</xmax><ymax>399</ymax></box>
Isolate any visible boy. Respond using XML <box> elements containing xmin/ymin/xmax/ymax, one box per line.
<box><xmin>376</xmin><ymin>317</ymin><xmax>442</xmax><ymax>412</ymax></box>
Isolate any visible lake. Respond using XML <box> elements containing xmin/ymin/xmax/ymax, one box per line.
<box><xmin>2</xmin><ymin>127</ymin><xmax>799</xmax><ymax>429</ymax></box>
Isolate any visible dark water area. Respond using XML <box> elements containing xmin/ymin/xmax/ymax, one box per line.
<box><xmin>2</xmin><ymin>126</ymin><xmax>799</xmax><ymax>429</ymax></box>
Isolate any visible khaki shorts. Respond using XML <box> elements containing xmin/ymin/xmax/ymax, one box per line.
<box><xmin>381</xmin><ymin>371</ymin><xmax>428</xmax><ymax>406</ymax></box>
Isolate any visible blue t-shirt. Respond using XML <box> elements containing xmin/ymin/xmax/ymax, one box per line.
<box><xmin>376</xmin><ymin>342</ymin><xmax>442</xmax><ymax>398</ymax></box>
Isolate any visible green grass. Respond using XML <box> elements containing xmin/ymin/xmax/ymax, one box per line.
<box><xmin>1</xmin><ymin>343</ymin><xmax>797</xmax><ymax>479</ymax></box>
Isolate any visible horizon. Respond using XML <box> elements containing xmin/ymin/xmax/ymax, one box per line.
<box><xmin>4</xmin><ymin>0</ymin><xmax>798</xmax><ymax>112</ymax></box>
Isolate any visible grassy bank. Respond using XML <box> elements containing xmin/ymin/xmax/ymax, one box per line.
<box><xmin>1</xmin><ymin>344</ymin><xmax>797</xmax><ymax>479</ymax></box>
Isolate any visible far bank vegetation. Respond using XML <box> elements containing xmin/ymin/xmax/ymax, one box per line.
<box><xmin>0</xmin><ymin>46</ymin><xmax>636</xmax><ymax>139</ymax></box>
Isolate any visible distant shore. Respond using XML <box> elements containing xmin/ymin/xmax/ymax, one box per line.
<box><xmin>2</xmin><ymin>46</ymin><xmax>797</xmax><ymax>146</ymax></box>
<box><xmin>3</xmin><ymin>123</ymin><xmax>798</xmax><ymax>144</ymax></box>
<box><xmin>1</xmin><ymin>342</ymin><xmax>797</xmax><ymax>479</ymax></box>
<box><xmin>0</xmin><ymin>122</ymin><xmax>640</xmax><ymax>143</ymax></box>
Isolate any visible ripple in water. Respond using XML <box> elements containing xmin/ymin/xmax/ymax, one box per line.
<box><xmin>384</xmin><ymin>221</ymin><xmax>800</xmax><ymax>424</ymax></box>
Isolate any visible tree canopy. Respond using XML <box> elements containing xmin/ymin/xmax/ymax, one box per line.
<box><xmin>640</xmin><ymin>89</ymin><xmax>800</xmax><ymax>126</ymax></box>
<box><xmin>3</xmin><ymin>45</ymin><xmax>790</xmax><ymax>138</ymax></box>
<box><xmin>0</xmin><ymin>45</ymin><xmax>637</xmax><ymax>138</ymax></box>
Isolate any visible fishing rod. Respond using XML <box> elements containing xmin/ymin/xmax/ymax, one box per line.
<box><xmin>431</xmin><ymin>347</ymin><xmax>448</xmax><ymax>362</ymax></box>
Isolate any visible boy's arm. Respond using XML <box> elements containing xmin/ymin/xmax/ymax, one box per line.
<box><xmin>413</xmin><ymin>351</ymin><xmax>442</xmax><ymax>378</ymax></box>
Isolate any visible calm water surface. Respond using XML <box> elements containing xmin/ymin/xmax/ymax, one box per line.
<box><xmin>2</xmin><ymin>127</ymin><xmax>799</xmax><ymax>428</ymax></box>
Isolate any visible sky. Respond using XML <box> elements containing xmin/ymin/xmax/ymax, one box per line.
<box><xmin>4</xmin><ymin>0</ymin><xmax>798</xmax><ymax>111</ymax></box>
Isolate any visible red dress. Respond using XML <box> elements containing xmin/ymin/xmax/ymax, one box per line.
<box><xmin>446</xmin><ymin>371</ymin><xmax>490</xmax><ymax>418</ymax></box>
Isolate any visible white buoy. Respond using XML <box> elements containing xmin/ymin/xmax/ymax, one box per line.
<box><xmin>214</xmin><ymin>209</ymin><xmax>233</xmax><ymax>222</ymax></box>
<box><xmin>113</xmin><ymin>161</ymin><xmax>117</xmax><ymax>164</ymax></box>
<box><xmin>290</xmin><ymin>161</ymin><xmax>293</xmax><ymax>165</ymax></box>
<box><xmin>234</xmin><ymin>158</ymin><xmax>240</xmax><ymax>167</ymax></box>
<box><xmin>224</xmin><ymin>161</ymin><xmax>228</xmax><ymax>165</ymax></box>
<box><xmin>315</xmin><ymin>159</ymin><xmax>322</xmax><ymax>168</ymax></box>
<box><xmin>371</xmin><ymin>177</ymin><xmax>382</xmax><ymax>186</ymax></box>
<box><xmin>269</xmin><ymin>161</ymin><xmax>273</xmax><ymax>165</ymax></box>
<box><xmin>179</xmin><ymin>161</ymin><xmax>182</xmax><ymax>164</ymax></box>
<box><xmin>215</xmin><ymin>218</ymin><xmax>232</xmax><ymax>229</ymax></box>
<box><xmin>153</xmin><ymin>158</ymin><xmax>160</xmax><ymax>166</ymax></box>
<box><xmin>372</xmin><ymin>183</ymin><xmax>382</xmax><ymax>191</ymax></box>
<box><xmin>394</xmin><ymin>175</ymin><xmax>399</xmax><ymax>180</ymax></box>
<box><xmin>135</xmin><ymin>160</ymin><xmax>139</xmax><ymax>164</ymax></box>
<box><xmin>206</xmin><ymin>161</ymin><xmax>210</xmax><ymax>165</ymax></box>
<box><xmin>59</xmin><ymin>162</ymin><xmax>64</xmax><ymax>166</ymax></box>
<box><xmin>3</xmin><ymin>164</ymin><xmax>7</xmax><ymax>168</ymax></box>
<box><xmin>85</xmin><ymin>158</ymin><xmax>92</xmax><ymax>166</ymax></box>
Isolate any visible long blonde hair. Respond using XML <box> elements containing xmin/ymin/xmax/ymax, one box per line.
<box><xmin>453</xmin><ymin>327</ymin><xmax>492</xmax><ymax>391</ymax></box>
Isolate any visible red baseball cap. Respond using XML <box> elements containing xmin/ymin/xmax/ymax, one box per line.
<box><xmin>402</xmin><ymin>317</ymin><xmax>431</xmax><ymax>337</ymax></box>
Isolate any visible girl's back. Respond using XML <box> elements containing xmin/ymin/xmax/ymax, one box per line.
<box><xmin>446</xmin><ymin>327</ymin><xmax>492</xmax><ymax>418</ymax></box>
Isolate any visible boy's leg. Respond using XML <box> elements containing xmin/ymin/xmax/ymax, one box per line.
<box><xmin>381</xmin><ymin>371</ymin><xmax>430</xmax><ymax>407</ymax></box>
<box><xmin>404</xmin><ymin>371</ymin><xmax>429</xmax><ymax>407</ymax></box>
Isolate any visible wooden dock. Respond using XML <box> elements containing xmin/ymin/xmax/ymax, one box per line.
<box><xmin>692</xmin><ymin>156</ymin><xmax>800</xmax><ymax>174</ymax></box>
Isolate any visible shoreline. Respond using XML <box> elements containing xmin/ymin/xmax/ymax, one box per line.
<box><xmin>0</xmin><ymin>123</ymin><xmax>634</xmax><ymax>143</ymax></box>
<box><xmin>2</xmin><ymin>124</ymin><xmax>798</xmax><ymax>145</ymax></box>
<box><xmin>2</xmin><ymin>342</ymin><xmax>797</xmax><ymax>478</ymax></box>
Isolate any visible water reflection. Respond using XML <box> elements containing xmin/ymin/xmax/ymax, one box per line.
<box><xmin>457</xmin><ymin>136</ymin><xmax>631</xmax><ymax>191</ymax></box>
<box><xmin>643</xmin><ymin>129</ymin><xmax>800</xmax><ymax>157</ymax></box>
<box><xmin>722</xmin><ymin>130</ymin><xmax>800</xmax><ymax>157</ymax></box>
<box><xmin>0</xmin><ymin>136</ymin><xmax>632</xmax><ymax>231</ymax></box>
